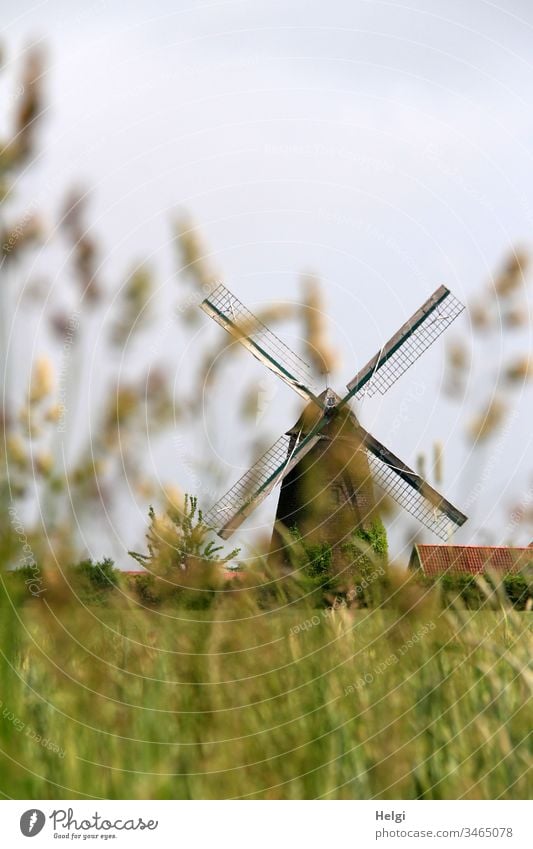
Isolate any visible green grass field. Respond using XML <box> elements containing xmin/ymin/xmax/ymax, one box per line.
<box><xmin>1</xmin><ymin>578</ymin><xmax>530</xmax><ymax>800</ymax></box>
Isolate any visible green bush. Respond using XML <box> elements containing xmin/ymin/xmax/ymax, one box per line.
<box><xmin>130</xmin><ymin>495</ymin><xmax>238</xmax><ymax>573</ymax></box>
<box><xmin>289</xmin><ymin>518</ymin><xmax>389</xmax><ymax>606</ymax></box>
<box><xmin>64</xmin><ymin>557</ymin><xmax>120</xmax><ymax>604</ymax></box>
<box><xmin>503</xmin><ymin>573</ymin><xmax>532</xmax><ymax>609</ymax></box>
<box><xmin>74</xmin><ymin>557</ymin><xmax>118</xmax><ymax>589</ymax></box>
<box><xmin>126</xmin><ymin>495</ymin><xmax>239</xmax><ymax>609</ymax></box>
<box><xmin>419</xmin><ymin>571</ymin><xmax>532</xmax><ymax>610</ymax></box>
<box><xmin>338</xmin><ymin>519</ymin><xmax>389</xmax><ymax>606</ymax></box>
<box><xmin>352</xmin><ymin>518</ymin><xmax>389</xmax><ymax>558</ymax></box>
<box><xmin>127</xmin><ymin>573</ymin><xmax>161</xmax><ymax>605</ymax></box>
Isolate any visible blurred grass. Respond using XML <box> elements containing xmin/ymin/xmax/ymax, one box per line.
<box><xmin>1</xmin><ymin>41</ymin><xmax>532</xmax><ymax>804</ymax></box>
<box><xmin>0</xmin><ymin>582</ymin><xmax>530</xmax><ymax>800</ymax></box>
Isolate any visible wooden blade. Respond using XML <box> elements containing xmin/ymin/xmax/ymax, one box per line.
<box><xmin>356</xmin><ymin>425</ymin><xmax>467</xmax><ymax>540</ymax></box>
<box><xmin>344</xmin><ymin>286</ymin><xmax>464</xmax><ymax>403</ymax></box>
<box><xmin>204</xmin><ymin>429</ymin><xmax>322</xmax><ymax>539</ymax></box>
<box><xmin>201</xmin><ymin>283</ymin><xmax>323</xmax><ymax>407</ymax></box>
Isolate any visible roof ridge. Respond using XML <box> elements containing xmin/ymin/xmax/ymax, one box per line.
<box><xmin>416</xmin><ymin>544</ymin><xmax>531</xmax><ymax>551</ymax></box>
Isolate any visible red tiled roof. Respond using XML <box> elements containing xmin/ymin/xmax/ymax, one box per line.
<box><xmin>412</xmin><ymin>545</ymin><xmax>532</xmax><ymax>577</ymax></box>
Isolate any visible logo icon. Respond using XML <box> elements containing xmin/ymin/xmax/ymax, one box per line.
<box><xmin>20</xmin><ymin>810</ymin><xmax>46</xmax><ymax>837</ymax></box>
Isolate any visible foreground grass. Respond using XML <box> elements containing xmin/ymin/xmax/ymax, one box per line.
<box><xmin>0</xmin><ymin>580</ymin><xmax>531</xmax><ymax>800</ymax></box>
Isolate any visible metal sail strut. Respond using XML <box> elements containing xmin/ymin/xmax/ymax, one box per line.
<box><xmin>204</xmin><ymin>429</ymin><xmax>322</xmax><ymax>539</ymax></box>
<box><xmin>343</xmin><ymin>285</ymin><xmax>465</xmax><ymax>404</ymax></box>
<box><xmin>201</xmin><ymin>283</ymin><xmax>323</xmax><ymax>408</ymax></box>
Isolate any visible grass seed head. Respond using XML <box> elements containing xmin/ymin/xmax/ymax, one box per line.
<box><xmin>29</xmin><ymin>356</ymin><xmax>55</xmax><ymax>404</ymax></box>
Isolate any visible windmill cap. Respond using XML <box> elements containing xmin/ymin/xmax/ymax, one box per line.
<box><xmin>285</xmin><ymin>388</ymin><xmax>351</xmax><ymax>436</ymax></box>
<box><xmin>323</xmin><ymin>388</ymin><xmax>340</xmax><ymax>407</ymax></box>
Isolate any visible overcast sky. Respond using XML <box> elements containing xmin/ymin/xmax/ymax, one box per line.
<box><xmin>3</xmin><ymin>0</ymin><xmax>533</xmax><ymax>560</ymax></box>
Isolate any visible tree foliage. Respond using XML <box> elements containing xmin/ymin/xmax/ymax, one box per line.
<box><xmin>129</xmin><ymin>494</ymin><xmax>238</xmax><ymax>572</ymax></box>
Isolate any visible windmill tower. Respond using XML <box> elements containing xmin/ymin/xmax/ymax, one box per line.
<box><xmin>200</xmin><ymin>283</ymin><xmax>467</xmax><ymax>553</ymax></box>
<box><xmin>272</xmin><ymin>389</ymin><xmax>378</xmax><ymax>552</ymax></box>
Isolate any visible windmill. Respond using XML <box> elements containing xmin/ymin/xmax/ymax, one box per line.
<box><xmin>200</xmin><ymin>283</ymin><xmax>467</xmax><ymax>553</ymax></box>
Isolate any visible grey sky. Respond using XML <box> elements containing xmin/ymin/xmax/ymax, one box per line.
<box><xmin>3</xmin><ymin>0</ymin><xmax>533</xmax><ymax>560</ymax></box>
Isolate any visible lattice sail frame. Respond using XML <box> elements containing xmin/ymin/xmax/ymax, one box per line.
<box><xmin>369</xmin><ymin>455</ymin><xmax>456</xmax><ymax>540</ymax></box>
<box><xmin>201</xmin><ymin>283</ymin><xmax>322</xmax><ymax>406</ymax></box>
<box><xmin>203</xmin><ymin>430</ymin><xmax>321</xmax><ymax>538</ymax></box>
<box><xmin>344</xmin><ymin>286</ymin><xmax>465</xmax><ymax>402</ymax></box>
<box><xmin>324</xmin><ymin>426</ymin><xmax>467</xmax><ymax>540</ymax></box>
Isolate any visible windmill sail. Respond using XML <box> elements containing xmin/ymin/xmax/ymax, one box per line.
<box><xmin>357</xmin><ymin>426</ymin><xmax>467</xmax><ymax>540</ymax></box>
<box><xmin>344</xmin><ymin>286</ymin><xmax>464</xmax><ymax>402</ymax></box>
<box><xmin>198</xmin><ymin>282</ymin><xmax>468</xmax><ymax>544</ymax></box>
<box><xmin>201</xmin><ymin>283</ymin><xmax>323</xmax><ymax>407</ymax></box>
<box><xmin>204</xmin><ymin>429</ymin><xmax>322</xmax><ymax>539</ymax></box>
